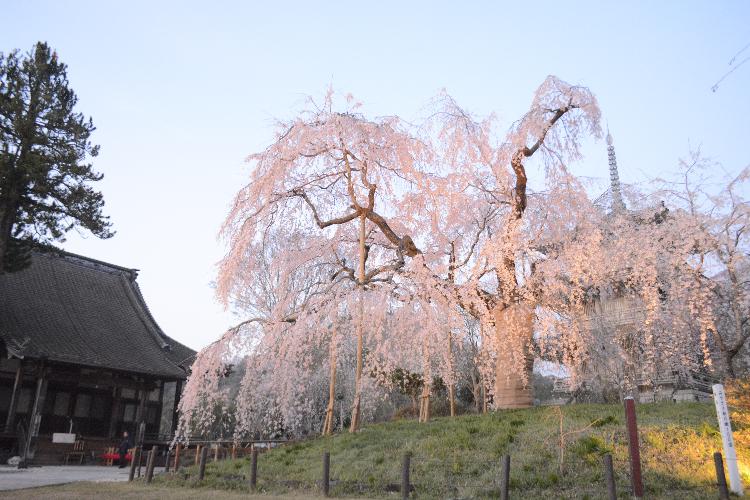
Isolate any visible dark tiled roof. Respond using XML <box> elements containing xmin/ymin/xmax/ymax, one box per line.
<box><xmin>0</xmin><ymin>250</ymin><xmax>195</xmax><ymax>379</ymax></box>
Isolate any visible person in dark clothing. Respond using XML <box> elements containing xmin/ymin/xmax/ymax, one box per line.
<box><xmin>118</xmin><ymin>431</ymin><xmax>132</xmax><ymax>468</ymax></box>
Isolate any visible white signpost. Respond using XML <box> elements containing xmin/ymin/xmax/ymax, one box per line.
<box><xmin>713</xmin><ymin>383</ymin><xmax>744</xmax><ymax>496</ymax></box>
<box><xmin>52</xmin><ymin>432</ymin><xmax>76</xmax><ymax>444</ymax></box>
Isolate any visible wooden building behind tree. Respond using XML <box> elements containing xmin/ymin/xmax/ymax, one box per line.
<box><xmin>0</xmin><ymin>250</ymin><xmax>194</xmax><ymax>463</ymax></box>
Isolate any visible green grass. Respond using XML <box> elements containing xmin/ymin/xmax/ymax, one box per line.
<box><xmin>152</xmin><ymin>402</ymin><xmax>750</xmax><ymax>499</ymax></box>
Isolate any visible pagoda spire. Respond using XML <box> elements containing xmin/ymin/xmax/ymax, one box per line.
<box><xmin>606</xmin><ymin>129</ymin><xmax>626</xmax><ymax>213</ymax></box>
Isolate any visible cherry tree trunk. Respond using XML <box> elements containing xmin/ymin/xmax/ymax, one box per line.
<box><xmin>446</xmin><ymin>330</ymin><xmax>456</xmax><ymax>417</ymax></box>
<box><xmin>349</xmin><ymin>214</ymin><xmax>366</xmax><ymax>433</ymax></box>
<box><xmin>323</xmin><ymin>324</ymin><xmax>337</xmax><ymax>435</ymax></box>
<box><xmin>418</xmin><ymin>384</ymin><xmax>431</xmax><ymax>422</ymax></box>
<box><xmin>493</xmin><ymin>303</ymin><xmax>535</xmax><ymax>409</ymax></box>
<box><xmin>418</xmin><ymin>333</ymin><xmax>431</xmax><ymax>422</ymax></box>
<box><xmin>482</xmin><ymin>382</ymin><xmax>488</xmax><ymax>414</ymax></box>
<box><xmin>448</xmin><ymin>385</ymin><xmax>456</xmax><ymax>417</ymax></box>
<box><xmin>349</xmin><ymin>292</ymin><xmax>364</xmax><ymax>432</ymax></box>
<box><xmin>471</xmin><ymin>372</ymin><xmax>482</xmax><ymax>413</ymax></box>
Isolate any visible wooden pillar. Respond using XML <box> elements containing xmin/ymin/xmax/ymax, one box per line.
<box><xmin>108</xmin><ymin>386</ymin><xmax>122</xmax><ymax>439</ymax></box>
<box><xmin>4</xmin><ymin>362</ymin><xmax>23</xmax><ymax>433</ymax></box>
<box><xmin>67</xmin><ymin>374</ymin><xmax>78</xmax><ymax>433</ymax></box>
<box><xmin>135</xmin><ymin>380</ymin><xmax>148</xmax><ymax>439</ymax></box>
<box><xmin>155</xmin><ymin>381</ymin><xmax>164</xmax><ymax>439</ymax></box>
<box><xmin>170</xmin><ymin>379</ymin><xmax>183</xmax><ymax>436</ymax></box>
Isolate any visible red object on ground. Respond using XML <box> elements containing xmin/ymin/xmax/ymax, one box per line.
<box><xmin>101</xmin><ymin>453</ymin><xmax>132</xmax><ymax>461</ymax></box>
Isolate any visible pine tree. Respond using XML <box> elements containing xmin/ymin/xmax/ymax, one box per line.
<box><xmin>0</xmin><ymin>41</ymin><xmax>112</xmax><ymax>272</ymax></box>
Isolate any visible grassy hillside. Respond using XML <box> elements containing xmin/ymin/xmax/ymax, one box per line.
<box><xmin>154</xmin><ymin>402</ymin><xmax>749</xmax><ymax>499</ymax></box>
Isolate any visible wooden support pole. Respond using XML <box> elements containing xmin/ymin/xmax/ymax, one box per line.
<box><xmin>401</xmin><ymin>453</ymin><xmax>411</xmax><ymax>500</ymax></box>
<box><xmin>714</xmin><ymin>452</ymin><xmax>730</xmax><ymax>500</ymax></box>
<box><xmin>213</xmin><ymin>443</ymin><xmax>219</xmax><ymax>462</ymax></box>
<box><xmin>250</xmin><ymin>448</ymin><xmax>258</xmax><ymax>489</ymax></box>
<box><xmin>500</xmin><ymin>454</ymin><xmax>510</xmax><ymax>500</ymax></box>
<box><xmin>198</xmin><ymin>446</ymin><xmax>208</xmax><ymax>481</ymax></box>
<box><xmin>145</xmin><ymin>447</ymin><xmax>153</xmax><ymax>479</ymax></box>
<box><xmin>231</xmin><ymin>444</ymin><xmax>236</xmax><ymax>460</ymax></box>
<box><xmin>4</xmin><ymin>363</ymin><xmax>22</xmax><ymax>433</ymax></box>
<box><xmin>145</xmin><ymin>445</ymin><xmax>158</xmax><ymax>483</ymax></box>
<box><xmin>164</xmin><ymin>447</ymin><xmax>171</xmax><ymax>472</ymax></box>
<box><xmin>128</xmin><ymin>446</ymin><xmax>139</xmax><ymax>482</ymax></box>
<box><xmin>603</xmin><ymin>454</ymin><xmax>616</xmax><ymax>500</ymax></box>
<box><xmin>322</xmin><ymin>452</ymin><xmax>330</xmax><ymax>497</ymax></box>
<box><xmin>136</xmin><ymin>421</ymin><xmax>146</xmax><ymax>478</ymax></box>
<box><xmin>20</xmin><ymin>363</ymin><xmax>47</xmax><ymax>468</ymax></box>
<box><xmin>623</xmin><ymin>397</ymin><xmax>644</xmax><ymax>499</ymax></box>
<box><xmin>195</xmin><ymin>445</ymin><xmax>201</xmax><ymax>466</ymax></box>
<box><xmin>135</xmin><ymin>446</ymin><xmax>143</xmax><ymax>478</ymax></box>
<box><xmin>173</xmin><ymin>443</ymin><xmax>181</xmax><ymax>473</ymax></box>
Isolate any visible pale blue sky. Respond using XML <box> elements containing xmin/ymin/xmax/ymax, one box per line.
<box><xmin>3</xmin><ymin>1</ymin><xmax>749</xmax><ymax>349</ymax></box>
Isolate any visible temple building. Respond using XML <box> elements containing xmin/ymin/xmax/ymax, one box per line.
<box><xmin>0</xmin><ymin>250</ymin><xmax>195</xmax><ymax>464</ymax></box>
<box><xmin>566</xmin><ymin>132</ymin><xmax>716</xmax><ymax>403</ymax></box>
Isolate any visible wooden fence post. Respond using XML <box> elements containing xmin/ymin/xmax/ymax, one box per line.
<box><xmin>500</xmin><ymin>454</ymin><xmax>510</xmax><ymax>500</ymax></box>
<box><xmin>195</xmin><ymin>445</ymin><xmax>201</xmax><ymax>466</ymax></box>
<box><xmin>173</xmin><ymin>443</ymin><xmax>181</xmax><ymax>473</ymax></box>
<box><xmin>164</xmin><ymin>447</ymin><xmax>171</xmax><ymax>472</ymax></box>
<box><xmin>136</xmin><ymin>446</ymin><xmax>143</xmax><ymax>478</ymax></box>
<box><xmin>322</xmin><ymin>452</ymin><xmax>330</xmax><ymax>496</ymax></box>
<box><xmin>250</xmin><ymin>448</ymin><xmax>258</xmax><ymax>489</ymax></box>
<box><xmin>401</xmin><ymin>453</ymin><xmax>411</xmax><ymax>500</ymax></box>
<box><xmin>624</xmin><ymin>397</ymin><xmax>644</xmax><ymax>498</ymax></box>
<box><xmin>714</xmin><ymin>452</ymin><xmax>730</xmax><ymax>500</ymax></box>
<box><xmin>144</xmin><ymin>446</ymin><xmax>153</xmax><ymax>483</ymax></box>
<box><xmin>145</xmin><ymin>445</ymin><xmax>158</xmax><ymax>483</ymax></box>
<box><xmin>198</xmin><ymin>445</ymin><xmax>208</xmax><ymax>481</ymax></box>
<box><xmin>232</xmin><ymin>444</ymin><xmax>236</xmax><ymax>460</ymax></box>
<box><xmin>128</xmin><ymin>446</ymin><xmax>138</xmax><ymax>482</ymax></box>
<box><xmin>603</xmin><ymin>453</ymin><xmax>616</xmax><ymax>500</ymax></box>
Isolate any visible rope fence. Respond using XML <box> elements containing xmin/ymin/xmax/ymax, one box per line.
<box><xmin>126</xmin><ymin>402</ymin><xmax>740</xmax><ymax>498</ymax></box>
<box><xmin>129</xmin><ymin>442</ymin><xmax>733</xmax><ymax>498</ymax></box>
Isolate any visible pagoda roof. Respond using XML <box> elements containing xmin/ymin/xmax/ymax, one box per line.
<box><xmin>0</xmin><ymin>250</ymin><xmax>195</xmax><ymax>379</ymax></box>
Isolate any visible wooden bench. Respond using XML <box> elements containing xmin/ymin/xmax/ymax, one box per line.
<box><xmin>64</xmin><ymin>439</ymin><xmax>86</xmax><ymax>465</ymax></box>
